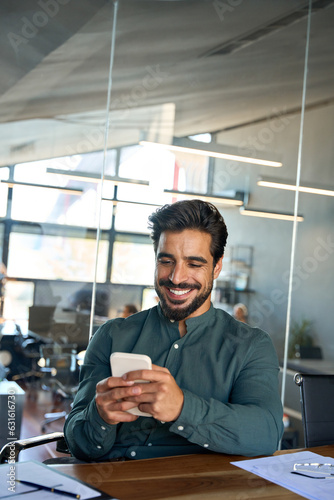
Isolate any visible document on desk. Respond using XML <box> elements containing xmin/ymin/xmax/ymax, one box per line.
<box><xmin>231</xmin><ymin>451</ymin><xmax>334</xmax><ymax>500</ymax></box>
<box><xmin>0</xmin><ymin>460</ymin><xmax>116</xmax><ymax>500</ymax></box>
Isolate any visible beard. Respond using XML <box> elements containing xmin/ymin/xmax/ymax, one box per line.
<box><xmin>154</xmin><ymin>277</ymin><xmax>213</xmax><ymax>322</ymax></box>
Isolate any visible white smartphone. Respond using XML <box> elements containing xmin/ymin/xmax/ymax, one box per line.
<box><xmin>110</xmin><ymin>352</ymin><xmax>152</xmax><ymax>417</ymax></box>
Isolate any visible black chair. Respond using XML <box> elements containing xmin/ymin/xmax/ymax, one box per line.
<box><xmin>294</xmin><ymin>373</ymin><xmax>334</xmax><ymax>447</ymax></box>
<box><xmin>38</xmin><ymin>343</ymin><xmax>79</xmax><ymax>432</ymax></box>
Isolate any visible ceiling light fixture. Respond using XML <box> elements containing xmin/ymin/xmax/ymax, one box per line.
<box><xmin>240</xmin><ymin>207</ymin><xmax>304</xmax><ymax>221</ymax></box>
<box><xmin>1</xmin><ymin>180</ymin><xmax>83</xmax><ymax>195</ymax></box>
<box><xmin>46</xmin><ymin>168</ymin><xmax>149</xmax><ymax>187</ymax></box>
<box><xmin>257</xmin><ymin>176</ymin><xmax>334</xmax><ymax>197</ymax></box>
<box><xmin>139</xmin><ymin>137</ymin><xmax>282</xmax><ymax>167</ymax></box>
<box><xmin>164</xmin><ymin>189</ymin><xmax>245</xmax><ymax>206</ymax></box>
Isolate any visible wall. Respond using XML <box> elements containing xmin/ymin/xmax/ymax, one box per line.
<box><xmin>215</xmin><ymin>103</ymin><xmax>334</xmax><ymax>360</ymax></box>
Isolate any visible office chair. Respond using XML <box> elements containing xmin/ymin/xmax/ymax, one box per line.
<box><xmin>39</xmin><ymin>343</ymin><xmax>79</xmax><ymax>432</ymax></box>
<box><xmin>0</xmin><ymin>432</ymin><xmax>67</xmax><ymax>463</ymax></box>
<box><xmin>0</xmin><ymin>346</ymin><xmax>81</xmax><ymax>464</ymax></box>
<box><xmin>294</xmin><ymin>373</ymin><xmax>334</xmax><ymax>447</ymax></box>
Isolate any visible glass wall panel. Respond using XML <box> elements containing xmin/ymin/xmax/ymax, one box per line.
<box><xmin>289</xmin><ymin>7</ymin><xmax>334</xmax><ymax>363</ymax></box>
<box><xmin>0</xmin><ymin>2</ymin><xmax>116</xmax><ymax>338</ymax></box>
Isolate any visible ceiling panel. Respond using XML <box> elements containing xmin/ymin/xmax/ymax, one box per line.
<box><xmin>0</xmin><ymin>0</ymin><xmax>333</xmax><ymax>165</ymax></box>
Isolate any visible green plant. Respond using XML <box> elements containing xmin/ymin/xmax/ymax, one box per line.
<box><xmin>288</xmin><ymin>318</ymin><xmax>313</xmax><ymax>359</ymax></box>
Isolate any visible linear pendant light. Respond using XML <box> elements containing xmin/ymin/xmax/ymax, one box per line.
<box><xmin>164</xmin><ymin>189</ymin><xmax>244</xmax><ymax>206</ymax></box>
<box><xmin>1</xmin><ymin>180</ymin><xmax>83</xmax><ymax>195</ymax></box>
<box><xmin>139</xmin><ymin>137</ymin><xmax>282</xmax><ymax>168</ymax></box>
<box><xmin>240</xmin><ymin>207</ymin><xmax>304</xmax><ymax>221</ymax></box>
<box><xmin>46</xmin><ymin>168</ymin><xmax>149</xmax><ymax>186</ymax></box>
<box><xmin>101</xmin><ymin>198</ymin><xmax>160</xmax><ymax>207</ymax></box>
<box><xmin>257</xmin><ymin>176</ymin><xmax>334</xmax><ymax>197</ymax></box>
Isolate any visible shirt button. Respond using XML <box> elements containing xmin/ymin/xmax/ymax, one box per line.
<box><xmin>174</xmin><ymin>344</ymin><xmax>179</xmax><ymax>349</ymax></box>
<box><xmin>97</xmin><ymin>445</ymin><xmax>102</xmax><ymax>449</ymax></box>
<box><xmin>203</xmin><ymin>444</ymin><xmax>209</xmax><ymax>448</ymax></box>
<box><xmin>147</xmin><ymin>443</ymin><xmax>152</xmax><ymax>447</ymax></box>
<box><xmin>177</xmin><ymin>425</ymin><xmax>184</xmax><ymax>431</ymax></box>
<box><xmin>170</xmin><ymin>319</ymin><xmax>175</xmax><ymax>323</ymax></box>
<box><xmin>101</xmin><ymin>426</ymin><xmax>106</xmax><ymax>431</ymax></box>
<box><xmin>130</xmin><ymin>451</ymin><xmax>136</xmax><ymax>457</ymax></box>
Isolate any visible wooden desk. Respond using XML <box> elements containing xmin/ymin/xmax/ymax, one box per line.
<box><xmin>52</xmin><ymin>444</ymin><xmax>334</xmax><ymax>499</ymax></box>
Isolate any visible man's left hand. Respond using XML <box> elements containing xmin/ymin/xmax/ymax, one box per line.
<box><xmin>122</xmin><ymin>364</ymin><xmax>184</xmax><ymax>422</ymax></box>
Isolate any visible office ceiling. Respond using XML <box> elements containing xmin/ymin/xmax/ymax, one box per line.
<box><xmin>0</xmin><ymin>0</ymin><xmax>334</xmax><ymax>165</ymax></box>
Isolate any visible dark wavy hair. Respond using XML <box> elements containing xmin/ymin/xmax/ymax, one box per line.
<box><xmin>148</xmin><ymin>199</ymin><xmax>228</xmax><ymax>266</ymax></box>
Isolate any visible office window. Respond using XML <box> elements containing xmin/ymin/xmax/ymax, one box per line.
<box><xmin>114</xmin><ymin>201</ymin><xmax>160</xmax><ymax>234</ymax></box>
<box><xmin>117</xmin><ymin>183</ymin><xmax>164</xmax><ymax>206</ymax></box>
<box><xmin>0</xmin><ymin>167</ymin><xmax>9</xmax><ymax>218</ymax></box>
<box><xmin>119</xmin><ymin>145</ymin><xmax>175</xmax><ymax>186</ymax></box>
<box><xmin>173</xmin><ymin>151</ymin><xmax>209</xmax><ymax>193</ymax></box>
<box><xmin>3</xmin><ymin>281</ymin><xmax>34</xmax><ymax>323</ymax></box>
<box><xmin>0</xmin><ymin>223</ymin><xmax>4</xmax><ymax>263</ymax></box>
<box><xmin>11</xmin><ymin>183</ymin><xmax>113</xmax><ymax>229</ymax></box>
<box><xmin>11</xmin><ymin>154</ymin><xmax>115</xmax><ymax>228</ymax></box>
<box><xmin>111</xmin><ymin>236</ymin><xmax>155</xmax><ymax>285</ymax></box>
<box><xmin>15</xmin><ymin>151</ymin><xmax>116</xmax><ymax>182</ymax></box>
<box><xmin>7</xmin><ymin>230</ymin><xmax>109</xmax><ymax>282</ymax></box>
<box><xmin>119</xmin><ymin>144</ymin><xmax>209</xmax><ymax>193</ymax></box>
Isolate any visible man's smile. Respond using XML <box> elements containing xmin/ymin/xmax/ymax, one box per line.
<box><xmin>159</xmin><ymin>280</ymin><xmax>201</xmax><ymax>303</ymax></box>
<box><xmin>168</xmin><ymin>288</ymin><xmax>191</xmax><ymax>296</ymax></box>
<box><xmin>165</xmin><ymin>287</ymin><xmax>194</xmax><ymax>302</ymax></box>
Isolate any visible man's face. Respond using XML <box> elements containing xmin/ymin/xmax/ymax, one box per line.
<box><xmin>154</xmin><ymin>229</ymin><xmax>222</xmax><ymax>322</ymax></box>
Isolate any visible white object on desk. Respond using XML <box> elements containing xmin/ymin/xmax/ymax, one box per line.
<box><xmin>231</xmin><ymin>451</ymin><xmax>334</xmax><ymax>500</ymax></box>
<box><xmin>0</xmin><ymin>460</ymin><xmax>114</xmax><ymax>499</ymax></box>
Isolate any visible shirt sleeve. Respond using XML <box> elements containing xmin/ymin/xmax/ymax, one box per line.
<box><xmin>169</xmin><ymin>332</ymin><xmax>284</xmax><ymax>457</ymax></box>
<box><xmin>64</xmin><ymin>323</ymin><xmax>119</xmax><ymax>461</ymax></box>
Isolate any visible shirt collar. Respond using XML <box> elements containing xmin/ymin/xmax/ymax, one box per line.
<box><xmin>156</xmin><ymin>302</ymin><xmax>215</xmax><ymax>327</ymax></box>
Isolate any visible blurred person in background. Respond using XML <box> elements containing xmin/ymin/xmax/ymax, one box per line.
<box><xmin>122</xmin><ymin>304</ymin><xmax>138</xmax><ymax>318</ymax></box>
<box><xmin>233</xmin><ymin>303</ymin><xmax>248</xmax><ymax>323</ymax></box>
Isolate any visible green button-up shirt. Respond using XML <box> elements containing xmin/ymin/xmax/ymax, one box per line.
<box><xmin>64</xmin><ymin>304</ymin><xmax>283</xmax><ymax>461</ymax></box>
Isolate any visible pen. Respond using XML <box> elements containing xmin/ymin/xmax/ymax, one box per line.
<box><xmin>16</xmin><ymin>479</ymin><xmax>81</xmax><ymax>498</ymax></box>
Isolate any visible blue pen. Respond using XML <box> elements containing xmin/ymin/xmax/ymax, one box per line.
<box><xmin>16</xmin><ymin>479</ymin><xmax>81</xmax><ymax>498</ymax></box>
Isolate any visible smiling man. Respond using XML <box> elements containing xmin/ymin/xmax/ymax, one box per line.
<box><xmin>154</xmin><ymin>229</ymin><xmax>222</xmax><ymax>335</ymax></box>
<box><xmin>64</xmin><ymin>199</ymin><xmax>284</xmax><ymax>461</ymax></box>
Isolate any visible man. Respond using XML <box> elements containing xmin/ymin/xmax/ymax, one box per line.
<box><xmin>64</xmin><ymin>199</ymin><xmax>283</xmax><ymax>461</ymax></box>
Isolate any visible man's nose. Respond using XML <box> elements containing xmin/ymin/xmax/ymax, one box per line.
<box><xmin>169</xmin><ymin>262</ymin><xmax>188</xmax><ymax>284</ymax></box>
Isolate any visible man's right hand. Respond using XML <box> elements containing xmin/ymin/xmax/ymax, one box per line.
<box><xmin>95</xmin><ymin>377</ymin><xmax>142</xmax><ymax>425</ymax></box>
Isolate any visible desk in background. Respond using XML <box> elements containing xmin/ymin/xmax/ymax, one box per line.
<box><xmin>52</xmin><ymin>444</ymin><xmax>334</xmax><ymax>500</ymax></box>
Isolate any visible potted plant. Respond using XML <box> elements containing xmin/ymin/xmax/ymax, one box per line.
<box><xmin>288</xmin><ymin>319</ymin><xmax>314</xmax><ymax>359</ymax></box>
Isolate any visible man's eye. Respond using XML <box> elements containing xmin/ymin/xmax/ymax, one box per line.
<box><xmin>159</xmin><ymin>259</ymin><xmax>172</xmax><ymax>265</ymax></box>
<box><xmin>189</xmin><ymin>263</ymin><xmax>201</xmax><ymax>268</ymax></box>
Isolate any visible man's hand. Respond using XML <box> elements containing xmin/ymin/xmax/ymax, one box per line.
<box><xmin>122</xmin><ymin>364</ymin><xmax>184</xmax><ymax>422</ymax></box>
<box><xmin>95</xmin><ymin>377</ymin><xmax>142</xmax><ymax>425</ymax></box>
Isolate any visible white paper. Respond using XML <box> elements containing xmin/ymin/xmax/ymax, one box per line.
<box><xmin>231</xmin><ymin>451</ymin><xmax>334</xmax><ymax>500</ymax></box>
<box><xmin>0</xmin><ymin>460</ymin><xmax>103</xmax><ymax>499</ymax></box>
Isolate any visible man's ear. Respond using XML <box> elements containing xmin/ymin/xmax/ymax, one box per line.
<box><xmin>213</xmin><ymin>256</ymin><xmax>223</xmax><ymax>279</ymax></box>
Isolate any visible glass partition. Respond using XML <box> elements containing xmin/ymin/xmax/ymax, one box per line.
<box><xmin>289</xmin><ymin>7</ymin><xmax>334</xmax><ymax>364</ymax></box>
<box><xmin>0</xmin><ymin>2</ymin><xmax>333</xmax><ymax>449</ymax></box>
<box><xmin>0</xmin><ymin>1</ymin><xmax>118</xmax><ymax>335</ymax></box>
